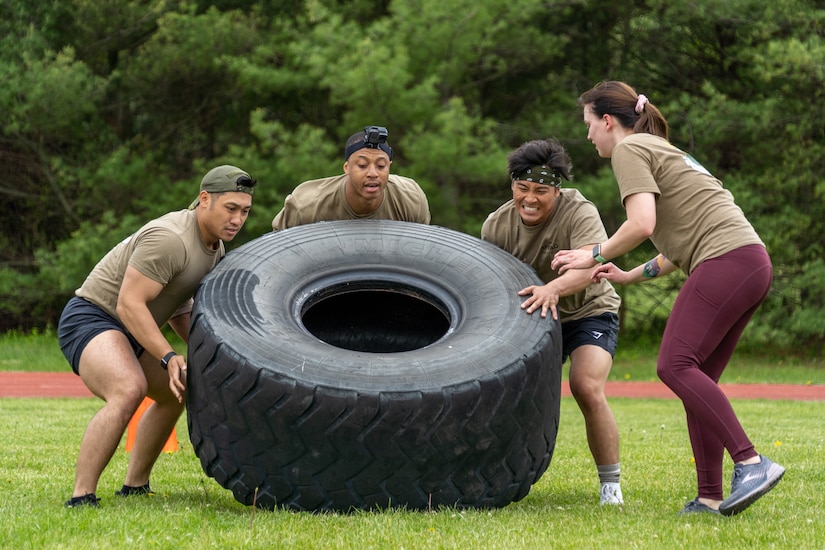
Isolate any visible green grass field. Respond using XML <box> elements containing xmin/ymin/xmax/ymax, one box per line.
<box><xmin>2</xmin><ymin>331</ymin><xmax>823</xmax><ymax>548</ymax></box>
<box><xmin>1</xmin><ymin>397</ymin><xmax>822</xmax><ymax>549</ymax></box>
<box><xmin>2</xmin><ymin>330</ymin><xmax>823</xmax><ymax>385</ymax></box>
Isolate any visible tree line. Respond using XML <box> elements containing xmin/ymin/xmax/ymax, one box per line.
<box><xmin>1</xmin><ymin>0</ymin><xmax>823</xmax><ymax>353</ymax></box>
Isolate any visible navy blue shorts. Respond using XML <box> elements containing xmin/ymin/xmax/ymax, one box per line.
<box><xmin>561</xmin><ymin>312</ymin><xmax>619</xmax><ymax>363</ymax></box>
<box><xmin>58</xmin><ymin>296</ymin><xmax>144</xmax><ymax>375</ymax></box>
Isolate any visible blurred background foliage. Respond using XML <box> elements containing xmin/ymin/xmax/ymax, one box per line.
<box><xmin>1</xmin><ymin>0</ymin><xmax>823</xmax><ymax>353</ymax></box>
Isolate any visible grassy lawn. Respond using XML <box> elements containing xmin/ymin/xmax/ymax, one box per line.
<box><xmin>3</xmin><ymin>330</ymin><xmax>822</xmax><ymax>386</ymax></box>
<box><xmin>1</xmin><ymin>330</ymin><xmax>822</xmax><ymax>547</ymax></box>
<box><xmin>610</xmin><ymin>343</ymin><xmax>825</xmax><ymax>386</ymax></box>
<box><xmin>1</xmin><ymin>397</ymin><xmax>822</xmax><ymax>549</ymax></box>
<box><xmin>0</xmin><ymin>330</ymin><xmax>187</xmax><ymax>375</ymax></box>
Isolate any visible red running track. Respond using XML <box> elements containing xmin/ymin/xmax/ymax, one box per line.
<box><xmin>1</xmin><ymin>372</ymin><xmax>823</xmax><ymax>401</ymax></box>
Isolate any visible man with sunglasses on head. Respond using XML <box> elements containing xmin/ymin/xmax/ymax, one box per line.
<box><xmin>271</xmin><ymin>126</ymin><xmax>430</xmax><ymax>230</ymax></box>
<box><xmin>59</xmin><ymin>165</ymin><xmax>256</xmax><ymax>508</ymax></box>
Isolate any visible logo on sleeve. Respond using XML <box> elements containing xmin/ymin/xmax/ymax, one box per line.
<box><xmin>683</xmin><ymin>153</ymin><xmax>712</xmax><ymax>176</ymax></box>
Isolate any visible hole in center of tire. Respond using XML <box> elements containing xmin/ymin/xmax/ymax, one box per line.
<box><xmin>302</xmin><ymin>286</ymin><xmax>451</xmax><ymax>353</ymax></box>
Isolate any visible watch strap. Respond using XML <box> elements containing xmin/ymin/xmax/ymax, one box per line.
<box><xmin>592</xmin><ymin>244</ymin><xmax>609</xmax><ymax>264</ymax></box>
<box><xmin>160</xmin><ymin>351</ymin><xmax>177</xmax><ymax>370</ymax></box>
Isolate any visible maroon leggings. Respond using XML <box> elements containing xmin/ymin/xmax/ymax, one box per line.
<box><xmin>656</xmin><ymin>244</ymin><xmax>772</xmax><ymax>500</ymax></box>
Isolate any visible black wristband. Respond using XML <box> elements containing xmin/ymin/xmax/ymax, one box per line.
<box><xmin>160</xmin><ymin>351</ymin><xmax>177</xmax><ymax>370</ymax></box>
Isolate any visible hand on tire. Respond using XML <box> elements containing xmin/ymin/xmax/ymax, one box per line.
<box><xmin>168</xmin><ymin>355</ymin><xmax>187</xmax><ymax>403</ymax></box>
<box><xmin>518</xmin><ymin>285</ymin><xmax>560</xmax><ymax>320</ymax></box>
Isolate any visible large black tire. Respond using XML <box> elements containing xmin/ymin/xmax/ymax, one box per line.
<box><xmin>186</xmin><ymin>220</ymin><xmax>562</xmax><ymax>512</ymax></box>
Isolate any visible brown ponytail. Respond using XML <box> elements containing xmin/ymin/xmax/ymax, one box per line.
<box><xmin>578</xmin><ymin>81</ymin><xmax>669</xmax><ymax>140</ymax></box>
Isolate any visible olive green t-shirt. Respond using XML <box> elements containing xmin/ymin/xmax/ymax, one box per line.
<box><xmin>271</xmin><ymin>174</ymin><xmax>431</xmax><ymax>231</ymax></box>
<box><xmin>76</xmin><ymin>209</ymin><xmax>222</xmax><ymax>327</ymax></box>
<box><xmin>481</xmin><ymin>189</ymin><xmax>621</xmax><ymax>323</ymax></box>
<box><xmin>611</xmin><ymin>133</ymin><xmax>763</xmax><ymax>274</ymax></box>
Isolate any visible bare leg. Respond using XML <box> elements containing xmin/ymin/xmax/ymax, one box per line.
<box><xmin>122</xmin><ymin>351</ymin><xmax>185</xmax><ymax>487</ymax></box>
<box><xmin>569</xmin><ymin>345</ymin><xmax>619</xmax><ymax>466</ymax></box>
<box><xmin>72</xmin><ymin>331</ymin><xmax>147</xmax><ymax>498</ymax></box>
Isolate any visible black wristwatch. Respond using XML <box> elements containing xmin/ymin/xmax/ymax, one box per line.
<box><xmin>160</xmin><ymin>351</ymin><xmax>178</xmax><ymax>370</ymax></box>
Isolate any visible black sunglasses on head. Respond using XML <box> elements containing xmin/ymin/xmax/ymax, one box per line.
<box><xmin>235</xmin><ymin>175</ymin><xmax>257</xmax><ymax>191</ymax></box>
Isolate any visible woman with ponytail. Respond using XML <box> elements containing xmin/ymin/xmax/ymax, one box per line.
<box><xmin>552</xmin><ymin>81</ymin><xmax>784</xmax><ymax>516</ymax></box>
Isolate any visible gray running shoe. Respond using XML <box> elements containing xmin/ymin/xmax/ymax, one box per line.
<box><xmin>679</xmin><ymin>498</ymin><xmax>720</xmax><ymax>515</ymax></box>
<box><xmin>719</xmin><ymin>454</ymin><xmax>785</xmax><ymax>516</ymax></box>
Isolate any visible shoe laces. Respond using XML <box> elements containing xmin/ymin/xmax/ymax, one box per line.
<box><xmin>600</xmin><ymin>483</ymin><xmax>622</xmax><ymax>503</ymax></box>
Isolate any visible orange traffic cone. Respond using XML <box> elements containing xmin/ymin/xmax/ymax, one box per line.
<box><xmin>125</xmin><ymin>396</ymin><xmax>179</xmax><ymax>453</ymax></box>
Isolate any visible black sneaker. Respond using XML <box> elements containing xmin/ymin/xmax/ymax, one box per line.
<box><xmin>115</xmin><ymin>483</ymin><xmax>155</xmax><ymax>497</ymax></box>
<box><xmin>719</xmin><ymin>454</ymin><xmax>785</xmax><ymax>516</ymax></box>
<box><xmin>678</xmin><ymin>498</ymin><xmax>720</xmax><ymax>516</ymax></box>
<box><xmin>65</xmin><ymin>493</ymin><xmax>100</xmax><ymax>508</ymax></box>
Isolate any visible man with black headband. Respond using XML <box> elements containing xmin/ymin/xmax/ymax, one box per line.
<box><xmin>271</xmin><ymin>126</ymin><xmax>430</xmax><ymax>230</ymax></box>
<box><xmin>59</xmin><ymin>165</ymin><xmax>255</xmax><ymax>508</ymax></box>
<box><xmin>481</xmin><ymin>138</ymin><xmax>625</xmax><ymax>506</ymax></box>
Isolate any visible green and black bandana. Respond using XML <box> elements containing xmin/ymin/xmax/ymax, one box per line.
<box><xmin>511</xmin><ymin>165</ymin><xmax>562</xmax><ymax>187</ymax></box>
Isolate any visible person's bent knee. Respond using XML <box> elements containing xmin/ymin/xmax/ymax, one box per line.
<box><xmin>117</xmin><ymin>378</ymin><xmax>148</xmax><ymax>403</ymax></box>
<box><xmin>656</xmin><ymin>362</ymin><xmax>679</xmax><ymax>387</ymax></box>
<box><xmin>569</xmin><ymin>378</ymin><xmax>607</xmax><ymax>409</ymax></box>
<box><xmin>107</xmin><ymin>387</ymin><xmax>148</xmax><ymax>424</ymax></box>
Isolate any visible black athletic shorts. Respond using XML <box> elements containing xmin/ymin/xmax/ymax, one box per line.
<box><xmin>561</xmin><ymin>312</ymin><xmax>619</xmax><ymax>363</ymax></box>
<box><xmin>57</xmin><ymin>296</ymin><xmax>144</xmax><ymax>375</ymax></box>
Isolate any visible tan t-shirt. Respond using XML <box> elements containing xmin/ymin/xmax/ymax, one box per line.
<box><xmin>271</xmin><ymin>173</ymin><xmax>431</xmax><ymax>230</ymax></box>
<box><xmin>76</xmin><ymin>209</ymin><xmax>222</xmax><ymax>327</ymax></box>
<box><xmin>481</xmin><ymin>189</ymin><xmax>621</xmax><ymax>323</ymax></box>
<box><xmin>611</xmin><ymin>133</ymin><xmax>763</xmax><ymax>274</ymax></box>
